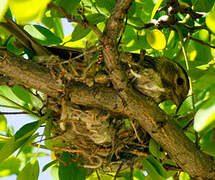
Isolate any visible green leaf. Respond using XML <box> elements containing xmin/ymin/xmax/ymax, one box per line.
<box><xmin>133</xmin><ymin>170</ymin><xmax>146</xmax><ymax>179</ymax></box>
<box><xmin>12</xmin><ymin>85</ymin><xmax>32</xmax><ymax>105</ymax></box>
<box><xmin>206</xmin><ymin>5</ymin><xmax>215</xmax><ymax>33</ymax></box>
<box><xmin>146</xmin><ymin>156</ymin><xmax>168</xmax><ymax>178</ymax></box>
<box><xmin>194</xmin><ymin>96</ymin><xmax>215</xmax><ymax>132</ymax></box>
<box><xmin>179</xmin><ymin>172</ymin><xmax>191</xmax><ymax>180</ymax></box>
<box><xmin>87</xmin><ymin>13</ymin><xmax>106</xmax><ymax>24</ymax></box>
<box><xmin>95</xmin><ymin>0</ymin><xmax>115</xmax><ymax>15</ymax></box>
<box><xmin>42</xmin><ymin>160</ymin><xmax>58</xmax><ymax>172</ymax></box>
<box><xmin>59</xmin><ymin>162</ymin><xmax>87</xmax><ymax>180</ymax></box>
<box><xmin>59</xmin><ymin>152</ymin><xmax>87</xmax><ymax>180</ymax></box>
<box><xmin>0</xmin><ymin>137</ymin><xmax>27</xmax><ymax>162</ymax></box>
<box><xmin>70</xmin><ymin>24</ymin><xmax>91</xmax><ymax>42</ymax></box>
<box><xmin>0</xmin><ymin>0</ymin><xmax>9</xmax><ymax>20</ymax></box>
<box><xmin>201</xmin><ymin>140</ymin><xmax>215</xmax><ymax>156</ymax></box>
<box><xmin>192</xmin><ymin>0</ymin><xmax>215</xmax><ymax>12</ymax></box>
<box><xmin>57</xmin><ymin>0</ymin><xmax>80</xmax><ymax>15</ymax></box>
<box><xmin>149</xmin><ymin>138</ymin><xmax>161</xmax><ymax>159</ymax></box>
<box><xmin>140</xmin><ymin>0</ymin><xmax>155</xmax><ymax>23</ymax></box>
<box><xmin>142</xmin><ymin>157</ymin><xmax>164</xmax><ymax>180</ymax></box>
<box><xmin>0</xmin><ymin>85</ymin><xmax>24</xmax><ymax>107</ymax></box>
<box><xmin>51</xmin><ymin>166</ymin><xmax>59</xmax><ymax>180</ymax></box>
<box><xmin>17</xmin><ymin>158</ymin><xmax>39</xmax><ymax>180</ymax></box>
<box><xmin>9</xmin><ymin>0</ymin><xmax>50</xmax><ymax>24</ymax></box>
<box><xmin>0</xmin><ymin>156</ymin><xmax>21</xmax><ymax>177</ymax></box>
<box><xmin>0</xmin><ymin>115</ymin><xmax>7</xmax><ymax>132</ymax></box>
<box><xmin>24</xmin><ymin>24</ymin><xmax>62</xmax><ymax>45</ymax></box>
<box><xmin>42</xmin><ymin>17</ymin><xmax>64</xmax><ymax>39</ymax></box>
<box><xmin>16</xmin><ymin>133</ymin><xmax>39</xmax><ymax>156</ymax></box>
<box><xmin>15</xmin><ymin>121</ymin><xmax>39</xmax><ymax>141</ymax></box>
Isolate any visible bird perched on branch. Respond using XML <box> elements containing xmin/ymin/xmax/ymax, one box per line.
<box><xmin>0</xmin><ymin>17</ymin><xmax>189</xmax><ymax>108</ymax></box>
<box><xmin>128</xmin><ymin>53</ymin><xmax>189</xmax><ymax>108</ymax></box>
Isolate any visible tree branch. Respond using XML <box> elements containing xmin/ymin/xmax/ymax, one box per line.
<box><xmin>0</xmin><ymin>49</ymin><xmax>62</xmax><ymax>97</ymax></box>
<box><xmin>100</xmin><ymin>0</ymin><xmax>134</xmax><ymax>91</ymax></box>
<box><xmin>0</xmin><ymin>49</ymin><xmax>215</xmax><ymax>179</ymax></box>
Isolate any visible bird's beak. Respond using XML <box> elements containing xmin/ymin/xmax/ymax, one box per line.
<box><xmin>172</xmin><ymin>94</ymin><xmax>183</xmax><ymax>113</ymax></box>
<box><xmin>172</xmin><ymin>94</ymin><xmax>180</xmax><ymax>107</ymax></box>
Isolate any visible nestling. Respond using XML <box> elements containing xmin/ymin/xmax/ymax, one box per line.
<box><xmin>129</xmin><ymin>54</ymin><xmax>189</xmax><ymax>107</ymax></box>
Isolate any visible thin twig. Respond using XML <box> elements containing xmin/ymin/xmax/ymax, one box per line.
<box><xmin>190</xmin><ymin>37</ymin><xmax>215</xmax><ymax>49</ymax></box>
<box><xmin>0</xmin><ymin>111</ymin><xmax>28</xmax><ymax>115</ymax></box>
<box><xmin>114</xmin><ymin>161</ymin><xmax>124</xmax><ymax>180</ymax></box>
<box><xmin>130</xmin><ymin>120</ymin><xmax>142</xmax><ymax>144</ymax></box>
<box><xmin>47</xmin><ymin>2</ymin><xmax>103</xmax><ymax>38</ymax></box>
<box><xmin>95</xmin><ymin>170</ymin><xmax>101</xmax><ymax>180</ymax></box>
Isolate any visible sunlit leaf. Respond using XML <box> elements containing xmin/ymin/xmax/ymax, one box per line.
<box><xmin>70</xmin><ymin>24</ymin><xmax>91</xmax><ymax>42</ymax></box>
<box><xmin>0</xmin><ymin>137</ymin><xmax>27</xmax><ymax>162</ymax></box>
<box><xmin>140</xmin><ymin>0</ymin><xmax>155</xmax><ymax>23</ymax></box>
<box><xmin>0</xmin><ymin>156</ymin><xmax>21</xmax><ymax>177</ymax></box>
<box><xmin>206</xmin><ymin>5</ymin><xmax>215</xmax><ymax>33</ymax></box>
<box><xmin>95</xmin><ymin>0</ymin><xmax>115</xmax><ymax>15</ymax></box>
<box><xmin>24</xmin><ymin>24</ymin><xmax>62</xmax><ymax>45</ymax></box>
<box><xmin>50</xmin><ymin>166</ymin><xmax>59</xmax><ymax>180</ymax></box>
<box><xmin>42</xmin><ymin>160</ymin><xmax>58</xmax><ymax>172</ymax></box>
<box><xmin>0</xmin><ymin>0</ymin><xmax>9</xmax><ymax>21</ymax></box>
<box><xmin>17</xmin><ymin>158</ymin><xmax>39</xmax><ymax>180</ymax></box>
<box><xmin>15</xmin><ymin>121</ymin><xmax>39</xmax><ymax>141</ymax></box>
<box><xmin>147</xmin><ymin>29</ymin><xmax>166</xmax><ymax>50</ymax></box>
<box><xmin>42</xmin><ymin>16</ymin><xmax>64</xmax><ymax>39</ymax></box>
<box><xmin>12</xmin><ymin>85</ymin><xmax>32</xmax><ymax>105</ymax></box>
<box><xmin>151</xmin><ymin>0</ymin><xmax>163</xmax><ymax>20</ymax></box>
<box><xmin>9</xmin><ymin>0</ymin><xmax>50</xmax><ymax>24</ymax></box>
<box><xmin>0</xmin><ymin>85</ymin><xmax>24</xmax><ymax>107</ymax></box>
<box><xmin>194</xmin><ymin>96</ymin><xmax>215</xmax><ymax>132</ymax></box>
<box><xmin>179</xmin><ymin>172</ymin><xmax>191</xmax><ymax>180</ymax></box>
<box><xmin>0</xmin><ymin>115</ymin><xmax>7</xmax><ymax>132</ymax></box>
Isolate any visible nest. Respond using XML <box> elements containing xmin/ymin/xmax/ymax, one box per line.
<box><xmin>50</xmin><ymin>100</ymin><xmax>150</xmax><ymax>171</ymax></box>
<box><xmin>46</xmin><ymin>49</ymin><xmax>151</xmax><ymax>172</ymax></box>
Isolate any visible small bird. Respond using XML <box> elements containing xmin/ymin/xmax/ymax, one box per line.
<box><xmin>129</xmin><ymin>54</ymin><xmax>189</xmax><ymax>108</ymax></box>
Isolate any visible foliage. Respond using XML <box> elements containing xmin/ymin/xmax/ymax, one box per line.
<box><xmin>0</xmin><ymin>0</ymin><xmax>215</xmax><ymax>180</ymax></box>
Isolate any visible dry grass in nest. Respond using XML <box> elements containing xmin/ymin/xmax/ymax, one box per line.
<box><xmin>50</xmin><ymin>101</ymin><xmax>150</xmax><ymax>172</ymax></box>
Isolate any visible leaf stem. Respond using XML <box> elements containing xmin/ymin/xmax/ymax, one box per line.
<box><xmin>175</xmin><ymin>25</ymin><xmax>195</xmax><ymax>110</ymax></box>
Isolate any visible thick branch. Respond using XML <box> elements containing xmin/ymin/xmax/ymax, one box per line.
<box><xmin>101</xmin><ymin>0</ymin><xmax>134</xmax><ymax>91</ymax></box>
<box><xmin>0</xmin><ymin>49</ymin><xmax>62</xmax><ymax>97</ymax></box>
<box><xmin>103</xmin><ymin>0</ymin><xmax>134</xmax><ymax>41</ymax></box>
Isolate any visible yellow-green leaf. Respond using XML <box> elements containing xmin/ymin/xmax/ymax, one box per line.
<box><xmin>194</xmin><ymin>97</ymin><xmax>215</xmax><ymax>132</ymax></box>
<box><xmin>9</xmin><ymin>0</ymin><xmax>50</xmax><ymax>24</ymax></box>
<box><xmin>147</xmin><ymin>29</ymin><xmax>166</xmax><ymax>50</ymax></box>
<box><xmin>151</xmin><ymin>0</ymin><xmax>163</xmax><ymax>20</ymax></box>
<box><xmin>206</xmin><ymin>5</ymin><xmax>215</xmax><ymax>34</ymax></box>
<box><xmin>17</xmin><ymin>158</ymin><xmax>39</xmax><ymax>180</ymax></box>
<box><xmin>0</xmin><ymin>0</ymin><xmax>9</xmax><ymax>21</ymax></box>
<box><xmin>0</xmin><ymin>115</ymin><xmax>7</xmax><ymax>132</ymax></box>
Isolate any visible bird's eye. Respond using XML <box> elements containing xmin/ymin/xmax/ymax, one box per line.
<box><xmin>177</xmin><ymin>77</ymin><xmax>184</xmax><ymax>85</ymax></box>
